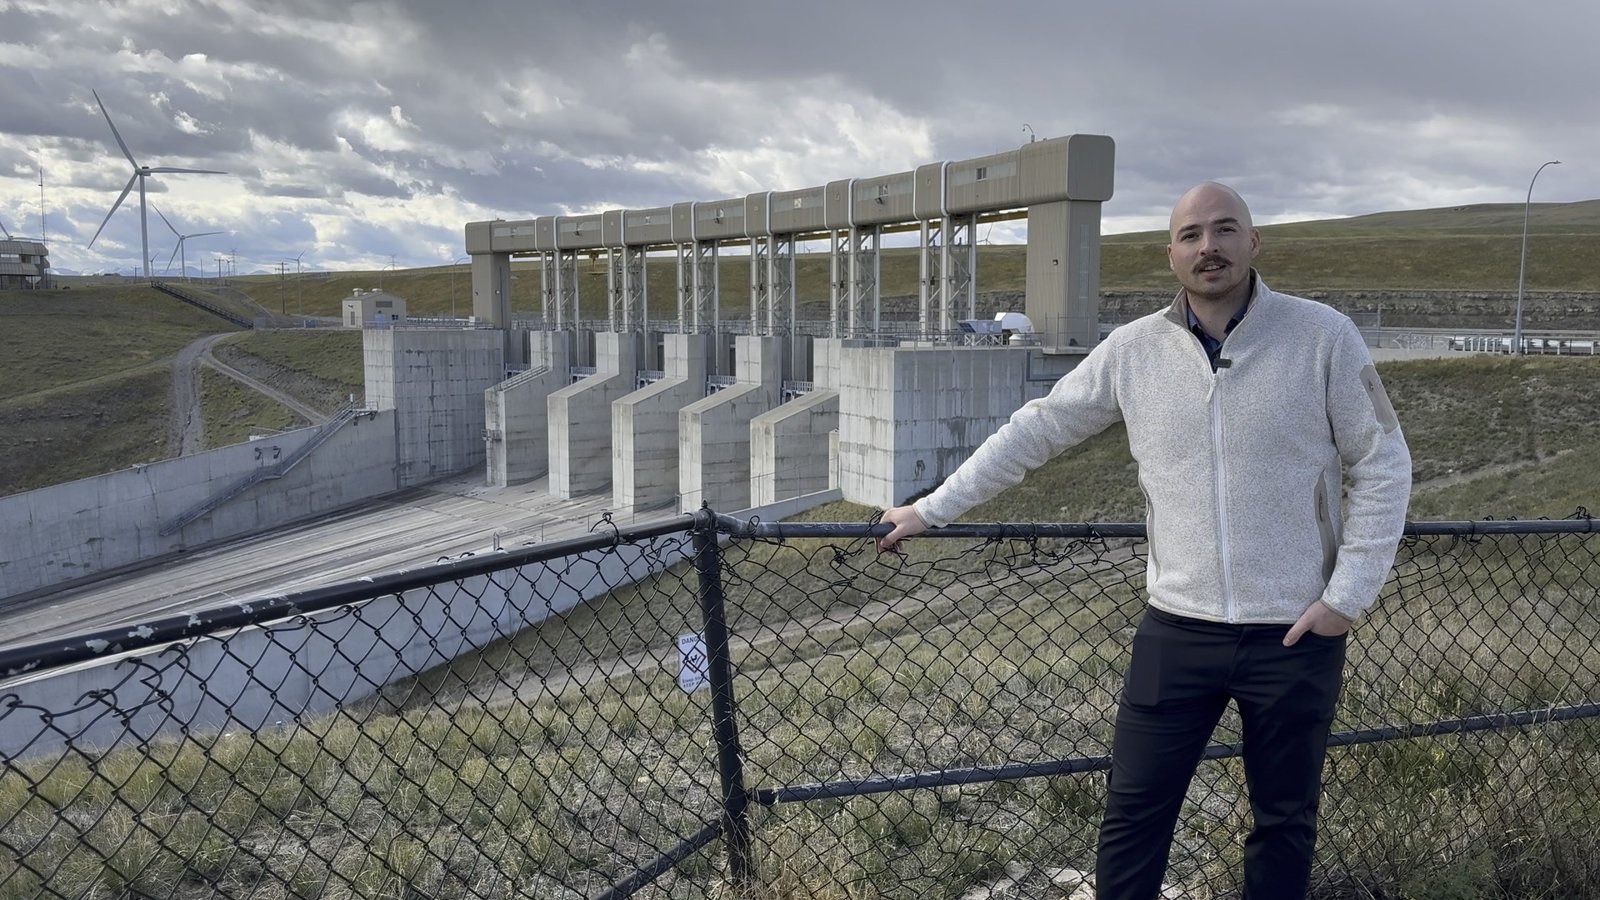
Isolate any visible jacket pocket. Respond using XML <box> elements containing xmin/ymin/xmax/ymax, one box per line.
<box><xmin>1315</xmin><ymin>477</ymin><xmax>1337</xmax><ymax>583</ymax></box>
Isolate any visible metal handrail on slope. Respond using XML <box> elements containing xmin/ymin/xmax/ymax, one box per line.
<box><xmin>150</xmin><ymin>282</ymin><xmax>255</xmax><ymax>329</ymax></box>
<box><xmin>158</xmin><ymin>406</ymin><xmax>363</xmax><ymax>537</ymax></box>
<box><xmin>487</xmin><ymin>365</ymin><xmax>551</xmax><ymax>396</ymax></box>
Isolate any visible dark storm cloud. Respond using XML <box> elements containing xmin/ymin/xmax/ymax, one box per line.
<box><xmin>2</xmin><ymin>0</ymin><xmax>1597</xmax><ymax>274</ymax></box>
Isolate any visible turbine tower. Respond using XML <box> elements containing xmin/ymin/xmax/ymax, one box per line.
<box><xmin>87</xmin><ymin>89</ymin><xmax>226</xmax><ymax>279</ymax></box>
<box><xmin>153</xmin><ymin>204</ymin><xmax>223</xmax><ymax>281</ymax></box>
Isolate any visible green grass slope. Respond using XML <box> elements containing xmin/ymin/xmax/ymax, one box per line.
<box><xmin>0</xmin><ymin>365</ymin><xmax>174</xmax><ymax>495</ymax></box>
<box><xmin>0</xmin><ymin>286</ymin><xmax>244</xmax><ymax>496</ymax></box>
<box><xmin>212</xmin><ymin>330</ymin><xmax>365</xmax><ymax>415</ymax></box>
<box><xmin>0</xmin><ymin>286</ymin><xmax>235</xmax><ymax>402</ymax></box>
<box><xmin>198</xmin><ymin>368</ymin><xmax>310</xmax><ymax>449</ymax></box>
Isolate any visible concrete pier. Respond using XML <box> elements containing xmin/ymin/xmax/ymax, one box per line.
<box><xmin>548</xmin><ymin>331</ymin><xmax>639</xmax><ymax>499</ymax></box>
<box><xmin>485</xmin><ymin>331</ymin><xmax>572</xmax><ymax>487</ymax></box>
<box><xmin>835</xmin><ymin>345</ymin><xmax>1082</xmax><ymax>508</ymax></box>
<box><xmin>365</xmin><ymin>329</ymin><xmax>505</xmax><ymax>488</ymax></box>
<box><xmin>612</xmin><ymin>332</ymin><xmax>710</xmax><ymax>512</ymax></box>
<box><xmin>679</xmin><ymin>335</ymin><xmax>783</xmax><ymax>512</ymax></box>
<box><xmin>750</xmin><ymin>337</ymin><xmax>841</xmax><ymax>506</ymax></box>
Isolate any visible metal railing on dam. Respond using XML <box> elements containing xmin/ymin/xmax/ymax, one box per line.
<box><xmin>1</xmin><ymin>511</ymin><xmax>1597</xmax><ymax>898</ymax></box>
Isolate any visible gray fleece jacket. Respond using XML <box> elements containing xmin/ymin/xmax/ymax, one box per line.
<box><xmin>913</xmin><ymin>275</ymin><xmax>1412</xmax><ymax>624</ymax></box>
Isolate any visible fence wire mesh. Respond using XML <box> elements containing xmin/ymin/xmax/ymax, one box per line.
<box><xmin>0</xmin><ymin>511</ymin><xmax>1596</xmax><ymax>899</ymax></box>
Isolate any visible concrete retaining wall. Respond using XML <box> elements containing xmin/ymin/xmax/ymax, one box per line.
<box><xmin>365</xmin><ymin>329</ymin><xmax>505</xmax><ymax>488</ymax></box>
<box><xmin>0</xmin><ymin>411</ymin><xmax>399</xmax><ymax>604</ymax></box>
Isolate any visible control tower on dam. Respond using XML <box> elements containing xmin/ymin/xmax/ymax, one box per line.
<box><xmin>468</xmin><ymin>134</ymin><xmax>1116</xmax><ymax>513</ymax></box>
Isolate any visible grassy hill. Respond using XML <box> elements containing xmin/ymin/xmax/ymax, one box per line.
<box><xmin>0</xmin><ymin>286</ymin><xmax>241</xmax><ymax>495</ymax></box>
<box><xmin>0</xmin><ymin>287</ymin><xmax>370</xmax><ymax>496</ymax></box>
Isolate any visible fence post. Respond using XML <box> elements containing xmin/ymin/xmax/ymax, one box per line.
<box><xmin>692</xmin><ymin>508</ymin><xmax>755</xmax><ymax>890</ymax></box>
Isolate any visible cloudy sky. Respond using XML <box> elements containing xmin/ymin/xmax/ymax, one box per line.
<box><xmin>1</xmin><ymin>0</ymin><xmax>1596</xmax><ymax>276</ymax></box>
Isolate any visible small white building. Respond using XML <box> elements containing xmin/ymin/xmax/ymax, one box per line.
<box><xmin>342</xmin><ymin>289</ymin><xmax>408</xmax><ymax>328</ymax></box>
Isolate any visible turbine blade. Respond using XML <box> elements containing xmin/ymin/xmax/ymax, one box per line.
<box><xmin>92</xmin><ymin>89</ymin><xmax>138</xmax><ymax>167</ymax></box>
<box><xmin>167</xmin><ymin>243</ymin><xmax>181</xmax><ymax>273</ymax></box>
<box><xmin>146</xmin><ymin>167</ymin><xmax>227</xmax><ymax>175</ymax></box>
<box><xmin>190</xmin><ymin>231</ymin><xmax>225</xmax><ymax>238</ymax></box>
<box><xmin>151</xmin><ymin>202</ymin><xmax>180</xmax><ymax>238</ymax></box>
<box><xmin>88</xmin><ymin>174</ymin><xmax>139</xmax><ymax>248</ymax></box>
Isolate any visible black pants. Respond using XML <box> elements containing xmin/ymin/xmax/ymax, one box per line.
<box><xmin>1096</xmin><ymin>606</ymin><xmax>1346</xmax><ymax>900</ymax></box>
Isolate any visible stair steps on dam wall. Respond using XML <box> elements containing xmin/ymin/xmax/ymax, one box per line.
<box><xmin>158</xmin><ymin>406</ymin><xmax>361</xmax><ymax>537</ymax></box>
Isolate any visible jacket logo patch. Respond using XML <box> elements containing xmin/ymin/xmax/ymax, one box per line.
<box><xmin>1360</xmin><ymin>365</ymin><xmax>1400</xmax><ymax>434</ymax></box>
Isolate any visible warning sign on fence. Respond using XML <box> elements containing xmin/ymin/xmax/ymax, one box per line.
<box><xmin>677</xmin><ymin>632</ymin><xmax>709</xmax><ymax>693</ymax></box>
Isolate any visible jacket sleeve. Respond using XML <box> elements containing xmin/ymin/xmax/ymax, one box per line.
<box><xmin>1321</xmin><ymin>321</ymin><xmax>1412</xmax><ymax>619</ymax></box>
<box><xmin>913</xmin><ymin>339</ymin><xmax>1125</xmax><ymax>528</ymax></box>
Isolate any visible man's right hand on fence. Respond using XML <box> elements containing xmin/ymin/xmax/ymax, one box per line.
<box><xmin>877</xmin><ymin>505</ymin><xmax>928</xmax><ymax>554</ymax></box>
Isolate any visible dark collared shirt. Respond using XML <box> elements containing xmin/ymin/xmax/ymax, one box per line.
<box><xmin>1187</xmin><ymin>301</ymin><xmax>1248</xmax><ymax>371</ymax></box>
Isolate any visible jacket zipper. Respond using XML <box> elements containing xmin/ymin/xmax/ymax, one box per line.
<box><xmin>1210</xmin><ymin>365</ymin><xmax>1237</xmax><ymax>622</ymax></box>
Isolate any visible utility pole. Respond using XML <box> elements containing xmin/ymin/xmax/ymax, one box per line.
<box><xmin>294</xmin><ymin>251</ymin><xmax>306</xmax><ymax>316</ymax></box>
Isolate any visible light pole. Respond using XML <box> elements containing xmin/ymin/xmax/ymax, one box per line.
<box><xmin>451</xmin><ymin>255</ymin><xmax>469</xmax><ymax>320</ymax></box>
<box><xmin>1514</xmin><ymin>160</ymin><xmax>1560</xmax><ymax>354</ymax></box>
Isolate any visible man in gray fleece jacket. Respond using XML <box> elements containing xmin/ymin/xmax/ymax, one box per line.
<box><xmin>878</xmin><ymin>182</ymin><xmax>1411</xmax><ymax>898</ymax></box>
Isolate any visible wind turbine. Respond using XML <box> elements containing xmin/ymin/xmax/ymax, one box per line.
<box><xmin>86</xmin><ymin>89</ymin><xmax>226</xmax><ymax>279</ymax></box>
<box><xmin>153</xmin><ymin>204</ymin><xmax>223</xmax><ymax>281</ymax></box>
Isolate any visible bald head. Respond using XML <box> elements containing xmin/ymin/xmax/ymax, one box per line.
<box><xmin>1169</xmin><ymin>182</ymin><xmax>1253</xmax><ymax>236</ymax></box>
<box><xmin>1166</xmin><ymin>181</ymin><xmax>1260</xmax><ymax>305</ymax></box>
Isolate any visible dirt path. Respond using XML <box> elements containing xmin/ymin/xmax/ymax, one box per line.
<box><xmin>170</xmin><ymin>334</ymin><xmax>332</xmax><ymax>456</ymax></box>
<box><xmin>1410</xmin><ymin>449</ymin><xmax>1574</xmax><ymax>493</ymax></box>
<box><xmin>170</xmin><ymin>333</ymin><xmax>231</xmax><ymax>456</ymax></box>
<box><xmin>201</xmin><ymin>346</ymin><xmax>330</xmax><ymax>426</ymax></box>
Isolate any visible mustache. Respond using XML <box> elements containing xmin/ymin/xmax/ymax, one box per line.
<box><xmin>1194</xmin><ymin>255</ymin><xmax>1230</xmax><ymax>271</ymax></box>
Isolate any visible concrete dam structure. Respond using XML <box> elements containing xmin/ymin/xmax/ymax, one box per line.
<box><xmin>468</xmin><ymin>134</ymin><xmax>1118</xmax><ymax>514</ymax></box>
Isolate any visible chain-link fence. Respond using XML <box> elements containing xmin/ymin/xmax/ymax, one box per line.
<box><xmin>1</xmin><ymin>510</ymin><xmax>1597</xmax><ymax>899</ymax></box>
